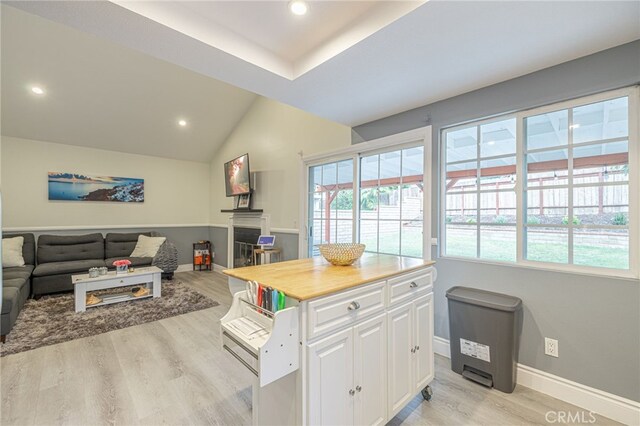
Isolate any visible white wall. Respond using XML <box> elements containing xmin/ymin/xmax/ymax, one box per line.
<box><xmin>210</xmin><ymin>97</ymin><xmax>352</xmax><ymax>229</ymax></box>
<box><xmin>1</xmin><ymin>136</ymin><xmax>210</xmax><ymax>228</ymax></box>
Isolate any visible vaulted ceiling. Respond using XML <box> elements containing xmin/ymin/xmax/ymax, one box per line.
<box><xmin>2</xmin><ymin>1</ymin><xmax>638</xmax><ymax>162</ymax></box>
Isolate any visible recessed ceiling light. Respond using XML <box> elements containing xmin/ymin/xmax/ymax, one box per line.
<box><xmin>289</xmin><ymin>0</ymin><xmax>308</xmax><ymax>16</ymax></box>
<box><xmin>178</xmin><ymin>119</ymin><xmax>187</xmax><ymax>127</ymax></box>
<box><xmin>31</xmin><ymin>86</ymin><xmax>45</xmax><ymax>95</ymax></box>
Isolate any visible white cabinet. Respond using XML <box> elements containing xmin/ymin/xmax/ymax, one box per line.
<box><xmin>387</xmin><ymin>293</ymin><xmax>434</xmax><ymax>418</ymax></box>
<box><xmin>308</xmin><ymin>328</ymin><xmax>354</xmax><ymax>426</ymax></box>
<box><xmin>307</xmin><ymin>314</ymin><xmax>387</xmax><ymax>426</ymax></box>
<box><xmin>354</xmin><ymin>315</ymin><xmax>387</xmax><ymax>426</ymax></box>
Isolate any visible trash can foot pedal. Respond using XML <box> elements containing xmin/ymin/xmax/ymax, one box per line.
<box><xmin>462</xmin><ymin>366</ymin><xmax>493</xmax><ymax>387</ymax></box>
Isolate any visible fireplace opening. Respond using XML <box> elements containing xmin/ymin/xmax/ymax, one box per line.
<box><xmin>233</xmin><ymin>226</ymin><xmax>261</xmax><ymax>268</ymax></box>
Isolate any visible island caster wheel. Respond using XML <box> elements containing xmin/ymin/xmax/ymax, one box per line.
<box><xmin>421</xmin><ymin>385</ymin><xmax>433</xmax><ymax>401</ymax></box>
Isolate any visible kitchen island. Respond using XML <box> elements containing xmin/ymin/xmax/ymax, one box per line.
<box><xmin>221</xmin><ymin>253</ymin><xmax>436</xmax><ymax>425</ymax></box>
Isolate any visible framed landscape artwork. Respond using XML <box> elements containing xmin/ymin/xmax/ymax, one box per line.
<box><xmin>48</xmin><ymin>172</ymin><xmax>144</xmax><ymax>202</ymax></box>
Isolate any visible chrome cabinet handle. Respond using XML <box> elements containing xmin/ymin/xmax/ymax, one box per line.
<box><xmin>347</xmin><ymin>301</ymin><xmax>361</xmax><ymax>311</ymax></box>
<box><xmin>410</xmin><ymin>281</ymin><xmax>418</xmax><ymax>288</ymax></box>
<box><xmin>349</xmin><ymin>389</ymin><xmax>355</xmax><ymax>396</ymax></box>
<box><xmin>356</xmin><ymin>385</ymin><xmax>362</xmax><ymax>392</ymax></box>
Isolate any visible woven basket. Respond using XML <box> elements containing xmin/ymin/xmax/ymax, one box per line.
<box><xmin>318</xmin><ymin>243</ymin><xmax>366</xmax><ymax>266</ymax></box>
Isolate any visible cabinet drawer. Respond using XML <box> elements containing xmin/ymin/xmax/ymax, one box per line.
<box><xmin>307</xmin><ymin>281</ymin><xmax>386</xmax><ymax>340</ymax></box>
<box><xmin>387</xmin><ymin>268</ymin><xmax>432</xmax><ymax>307</ymax></box>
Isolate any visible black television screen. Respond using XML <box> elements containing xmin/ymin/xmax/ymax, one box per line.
<box><xmin>224</xmin><ymin>153</ymin><xmax>251</xmax><ymax>196</ymax></box>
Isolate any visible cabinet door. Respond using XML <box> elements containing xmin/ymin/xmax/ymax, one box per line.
<box><xmin>387</xmin><ymin>301</ymin><xmax>414</xmax><ymax>418</ymax></box>
<box><xmin>353</xmin><ymin>314</ymin><xmax>387</xmax><ymax>426</ymax></box>
<box><xmin>307</xmin><ymin>328</ymin><xmax>354</xmax><ymax>426</ymax></box>
<box><xmin>414</xmin><ymin>293</ymin><xmax>434</xmax><ymax>392</ymax></box>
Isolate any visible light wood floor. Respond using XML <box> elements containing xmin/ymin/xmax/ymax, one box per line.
<box><xmin>1</xmin><ymin>271</ymin><xmax>619</xmax><ymax>426</ymax></box>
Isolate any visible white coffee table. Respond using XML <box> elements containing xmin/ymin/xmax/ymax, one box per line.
<box><xmin>72</xmin><ymin>266</ymin><xmax>162</xmax><ymax>313</ymax></box>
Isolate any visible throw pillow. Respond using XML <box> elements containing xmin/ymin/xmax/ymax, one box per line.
<box><xmin>130</xmin><ymin>235</ymin><xmax>166</xmax><ymax>258</ymax></box>
<box><xmin>2</xmin><ymin>236</ymin><xmax>25</xmax><ymax>268</ymax></box>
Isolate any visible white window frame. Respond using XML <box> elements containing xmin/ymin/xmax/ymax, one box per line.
<box><xmin>440</xmin><ymin>86</ymin><xmax>639</xmax><ymax>279</ymax></box>
<box><xmin>299</xmin><ymin>126</ymin><xmax>432</xmax><ymax>261</ymax></box>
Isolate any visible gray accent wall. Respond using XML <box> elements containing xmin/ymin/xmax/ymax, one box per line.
<box><xmin>5</xmin><ymin>226</ymin><xmax>210</xmax><ymax>265</ymax></box>
<box><xmin>354</xmin><ymin>41</ymin><xmax>640</xmax><ymax>401</ymax></box>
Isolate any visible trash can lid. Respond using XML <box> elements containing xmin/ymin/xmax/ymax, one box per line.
<box><xmin>446</xmin><ymin>286</ymin><xmax>522</xmax><ymax>312</ymax></box>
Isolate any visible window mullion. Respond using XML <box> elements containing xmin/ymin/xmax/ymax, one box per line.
<box><xmin>568</xmin><ymin>109</ymin><xmax>574</xmax><ymax>265</ymax></box>
<box><xmin>517</xmin><ymin>113</ymin><xmax>525</xmax><ymax>262</ymax></box>
<box><xmin>476</xmin><ymin>125</ymin><xmax>481</xmax><ymax>259</ymax></box>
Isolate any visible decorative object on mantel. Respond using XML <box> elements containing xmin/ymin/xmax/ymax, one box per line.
<box><xmin>0</xmin><ymin>280</ymin><xmax>219</xmax><ymax>356</ymax></box>
<box><xmin>48</xmin><ymin>172</ymin><xmax>144</xmax><ymax>202</ymax></box>
<box><xmin>318</xmin><ymin>243</ymin><xmax>366</xmax><ymax>266</ymax></box>
<box><xmin>113</xmin><ymin>259</ymin><xmax>131</xmax><ymax>275</ymax></box>
<box><xmin>237</xmin><ymin>193</ymin><xmax>251</xmax><ymax>209</ymax></box>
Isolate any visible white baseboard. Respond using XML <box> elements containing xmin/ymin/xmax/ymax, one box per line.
<box><xmin>432</xmin><ymin>336</ymin><xmax>640</xmax><ymax>425</ymax></box>
<box><xmin>175</xmin><ymin>263</ymin><xmax>226</xmax><ymax>273</ymax></box>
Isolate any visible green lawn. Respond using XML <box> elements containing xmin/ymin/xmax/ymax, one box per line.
<box><xmin>444</xmin><ymin>232</ymin><xmax>628</xmax><ymax>270</ymax></box>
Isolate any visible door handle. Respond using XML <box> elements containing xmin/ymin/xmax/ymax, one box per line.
<box><xmin>416</xmin><ymin>345</ymin><xmax>420</xmax><ymax>351</ymax></box>
<box><xmin>410</xmin><ymin>281</ymin><xmax>418</xmax><ymax>288</ymax></box>
<box><xmin>347</xmin><ymin>301</ymin><xmax>361</xmax><ymax>311</ymax></box>
<box><xmin>411</xmin><ymin>347</ymin><xmax>416</xmax><ymax>353</ymax></box>
<box><xmin>349</xmin><ymin>389</ymin><xmax>355</xmax><ymax>396</ymax></box>
<box><xmin>356</xmin><ymin>385</ymin><xmax>362</xmax><ymax>392</ymax></box>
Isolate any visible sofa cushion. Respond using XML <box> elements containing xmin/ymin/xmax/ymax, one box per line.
<box><xmin>33</xmin><ymin>259</ymin><xmax>106</xmax><ymax>277</ymax></box>
<box><xmin>2</xmin><ymin>286</ymin><xmax>19</xmax><ymax>315</ymax></box>
<box><xmin>2</xmin><ymin>265</ymin><xmax>34</xmax><ymax>281</ymax></box>
<box><xmin>37</xmin><ymin>233</ymin><xmax>104</xmax><ymax>264</ymax></box>
<box><xmin>105</xmin><ymin>257</ymin><xmax>153</xmax><ymax>268</ymax></box>
<box><xmin>2</xmin><ymin>236</ymin><xmax>25</xmax><ymax>267</ymax></box>
<box><xmin>104</xmin><ymin>232</ymin><xmax>152</xmax><ymax>259</ymax></box>
<box><xmin>3</xmin><ymin>233</ymin><xmax>35</xmax><ymax>266</ymax></box>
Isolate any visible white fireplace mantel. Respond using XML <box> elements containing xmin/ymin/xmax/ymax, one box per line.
<box><xmin>227</xmin><ymin>212</ymin><xmax>270</xmax><ymax>269</ymax></box>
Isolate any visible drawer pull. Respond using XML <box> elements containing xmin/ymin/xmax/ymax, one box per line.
<box><xmin>410</xmin><ymin>281</ymin><xmax>418</xmax><ymax>288</ymax></box>
<box><xmin>347</xmin><ymin>301</ymin><xmax>361</xmax><ymax>311</ymax></box>
<box><xmin>349</xmin><ymin>389</ymin><xmax>355</xmax><ymax>396</ymax></box>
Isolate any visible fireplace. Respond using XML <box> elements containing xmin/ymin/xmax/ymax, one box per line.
<box><xmin>233</xmin><ymin>227</ymin><xmax>261</xmax><ymax>268</ymax></box>
<box><xmin>226</xmin><ymin>212</ymin><xmax>270</xmax><ymax>268</ymax></box>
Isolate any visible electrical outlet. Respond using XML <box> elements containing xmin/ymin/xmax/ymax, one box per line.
<box><xmin>545</xmin><ymin>338</ymin><xmax>559</xmax><ymax>357</ymax></box>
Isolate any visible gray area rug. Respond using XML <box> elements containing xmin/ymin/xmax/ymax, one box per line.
<box><xmin>1</xmin><ymin>281</ymin><xmax>218</xmax><ymax>357</ymax></box>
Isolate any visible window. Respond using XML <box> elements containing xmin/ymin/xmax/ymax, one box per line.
<box><xmin>359</xmin><ymin>146</ymin><xmax>424</xmax><ymax>257</ymax></box>
<box><xmin>441</xmin><ymin>88</ymin><xmax>637</xmax><ymax>276</ymax></box>
<box><xmin>443</xmin><ymin>117</ymin><xmax>517</xmax><ymax>262</ymax></box>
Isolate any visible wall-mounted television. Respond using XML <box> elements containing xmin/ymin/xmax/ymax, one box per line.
<box><xmin>224</xmin><ymin>153</ymin><xmax>251</xmax><ymax>197</ymax></box>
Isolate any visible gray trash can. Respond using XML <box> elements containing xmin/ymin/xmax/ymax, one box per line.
<box><xmin>446</xmin><ymin>286</ymin><xmax>522</xmax><ymax>393</ymax></box>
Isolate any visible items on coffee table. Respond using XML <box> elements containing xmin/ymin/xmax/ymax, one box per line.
<box><xmin>132</xmin><ymin>286</ymin><xmax>150</xmax><ymax>297</ymax></box>
<box><xmin>113</xmin><ymin>259</ymin><xmax>132</xmax><ymax>275</ymax></box>
<box><xmin>89</xmin><ymin>267</ymin><xmax>99</xmax><ymax>278</ymax></box>
<box><xmin>99</xmin><ymin>267</ymin><xmax>108</xmax><ymax>276</ymax></box>
<box><xmin>86</xmin><ymin>294</ymin><xmax>102</xmax><ymax>306</ymax></box>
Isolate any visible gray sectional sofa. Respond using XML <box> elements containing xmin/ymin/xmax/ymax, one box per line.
<box><xmin>2</xmin><ymin>233</ymin><xmax>36</xmax><ymax>343</ymax></box>
<box><xmin>2</xmin><ymin>231</ymin><xmax>178</xmax><ymax>341</ymax></box>
<box><xmin>32</xmin><ymin>233</ymin><xmax>107</xmax><ymax>297</ymax></box>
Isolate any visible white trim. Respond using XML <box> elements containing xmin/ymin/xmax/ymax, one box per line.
<box><xmin>3</xmin><ymin>223</ymin><xmax>210</xmax><ymax>232</ymax></box>
<box><xmin>437</xmin><ymin>255</ymin><xmax>638</xmax><ymax>281</ymax></box>
<box><xmin>432</xmin><ymin>337</ymin><xmax>640</xmax><ymax>425</ymax></box>
<box><xmin>175</xmin><ymin>264</ymin><xmax>193</xmax><ymax>273</ymax></box>
<box><xmin>209</xmin><ymin>223</ymin><xmax>299</xmax><ymax>234</ymax></box>
<box><xmin>175</xmin><ymin>263</ymin><xmax>226</xmax><ymax>273</ymax></box>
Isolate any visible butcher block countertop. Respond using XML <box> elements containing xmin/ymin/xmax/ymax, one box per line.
<box><xmin>223</xmin><ymin>253</ymin><xmax>435</xmax><ymax>301</ymax></box>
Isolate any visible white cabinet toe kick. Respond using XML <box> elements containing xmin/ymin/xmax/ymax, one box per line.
<box><xmin>221</xmin><ymin>261</ymin><xmax>436</xmax><ymax>426</ymax></box>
